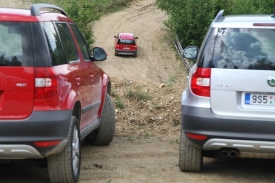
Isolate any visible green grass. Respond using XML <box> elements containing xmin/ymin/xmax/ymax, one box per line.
<box><xmin>111</xmin><ymin>91</ymin><xmax>124</xmax><ymax>109</ymax></box>
<box><xmin>125</xmin><ymin>88</ymin><xmax>151</xmax><ymax>101</ymax></box>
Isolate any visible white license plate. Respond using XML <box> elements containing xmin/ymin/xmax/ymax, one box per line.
<box><xmin>245</xmin><ymin>93</ymin><xmax>275</xmax><ymax>105</ymax></box>
<box><xmin>123</xmin><ymin>47</ymin><xmax>130</xmax><ymax>49</ymax></box>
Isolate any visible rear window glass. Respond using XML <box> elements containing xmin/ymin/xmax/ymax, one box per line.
<box><xmin>0</xmin><ymin>22</ymin><xmax>33</xmax><ymax>66</ymax></box>
<box><xmin>212</xmin><ymin>28</ymin><xmax>275</xmax><ymax>70</ymax></box>
<box><xmin>118</xmin><ymin>39</ymin><xmax>135</xmax><ymax>44</ymax></box>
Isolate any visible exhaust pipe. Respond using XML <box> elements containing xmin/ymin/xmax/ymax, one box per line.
<box><xmin>229</xmin><ymin>150</ymin><xmax>239</xmax><ymax>157</ymax></box>
<box><xmin>220</xmin><ymin>148</ymin><xmax>240</xmax><ymax>157</ymax></box>
<box><xmin>221</xmin><ymin>150</ymin><xmax>228</xmax><ymax>157</ymax></box>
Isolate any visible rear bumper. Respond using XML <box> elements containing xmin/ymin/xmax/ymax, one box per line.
<box><xmin>181</xmin><ymin>105</ymin><xmax>275</xmax><ymax>153</ymax></box>
<box><xmin>0</xmin><ymin>110</ymin><xmax>72</xmax><ymax>159</ymax></box>
<box><xmin>115</xmin><ymin>49</ymin><xmax>137</xmax><ymax>55</ymax></box>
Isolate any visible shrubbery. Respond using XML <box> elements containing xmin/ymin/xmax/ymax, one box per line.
<box><xmin>156</xmin><ymin>0</ymin><xmax>275</xmax><ymax>47</ymax></box>
<box><xmin>30</xmin><ymin>0</ymin><xmax>131</xmax><ymax>45</ymax></box>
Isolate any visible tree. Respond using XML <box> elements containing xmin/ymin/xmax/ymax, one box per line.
<box><xmin>156</xmin><ymin>0</ymin><xmax>275</xmax><ymax>48</ymax></box>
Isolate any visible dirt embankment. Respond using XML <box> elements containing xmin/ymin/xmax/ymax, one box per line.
<box><xmin>92</xmin><ymin>0</ymin><xmax>187</xmax><ymax>137</ymax></box>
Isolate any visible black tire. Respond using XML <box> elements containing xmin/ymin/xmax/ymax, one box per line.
<box><xmin>48</xmin><ymin>117</ymin><xmax>81</xmax><ymax>183</ymax></box>
<box><xmin>115</xmin><ymin>51</ymin><xmax>118</xmax><ymax>56</ymax></box>
<box><xmin>86</xmin><ymin>93</ymin><xmax>115</xmax><ymax>145</ymax></box>
<box><xmin>179</xmin><ymin>131</ymin><xmax>203</xmax><ymax>172</ymax></box>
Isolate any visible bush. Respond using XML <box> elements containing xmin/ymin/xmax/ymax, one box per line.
<box><xmin>29</xmin><ymin>0</ymin><xmax>131</xmax><ymax>46</ymax></box>
<box><xmin>156</xmin><ymin>0</ymin><xmax>275</xmax><ymax>48</ymax></box>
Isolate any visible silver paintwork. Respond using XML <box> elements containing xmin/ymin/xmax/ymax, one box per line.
<box><xmin>212</xmin><ymin>15</ymin><xmax>275</xmax><ymax>28</ymax></box>
<box><xmin>210</xmin><ymin>69</ymin><xmax>275</xmax><ymax>119</ymax></box>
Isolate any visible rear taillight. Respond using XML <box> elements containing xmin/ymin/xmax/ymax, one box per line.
<box><xmin>34</xmin><ymin>140</ymin><xmax>61</xmax><ymax>147</ymax></box>
<box><xmin>191</xmin><ymin>68</ymin><xmax>211</xmax><ymax>97</ymax></box>
<box><xmin>34</xmin><ymin>68</ymin><xmax>58</xmax><ymax>99</ymax></box>
<box><xmin>253</xmin><ymin>23</ymin><xmax>275</xmax><ymax>27</ymax></box>
<box><xmin>186</xmin><ymin>133</ymin><xmax>207</xmax><ymax>140</ymax></box>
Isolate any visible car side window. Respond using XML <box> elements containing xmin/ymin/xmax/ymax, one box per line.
<box><xmin>55</xmin><ymin>23</ymin><xmax>78</xmax><ymax>63</ymax></box>
<box><xmin>70</xmin><ymin>24</ymin><xmax>90</xmax><ymax>60</ymax></box>
<box><xmin>40</xmin><ymin>22</ymin><xmax>66</xmax><ymax>66</ymax></box>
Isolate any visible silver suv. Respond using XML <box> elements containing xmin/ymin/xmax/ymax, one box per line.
<box><xmin>180</xmin><ymin>9</ymin><xmax>275</xmax><ymax>172</ymax></box>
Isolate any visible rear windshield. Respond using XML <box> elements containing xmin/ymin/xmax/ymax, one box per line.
<box><xmin>201</xmin><ymin>28</ymin><xmax>275</xmax><ymax>70</ymax></box>
<box><xmin>0</xmin><ymin>22</ymin><xmax>33</xmax><ymax>66</ymax></box>
<box><xmin>118</xmin><ymin>39</ymin><xmax>135</xmax><ymax>44</ymax></box>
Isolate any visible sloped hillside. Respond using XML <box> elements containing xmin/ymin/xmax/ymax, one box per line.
<box><xmin>92</xmin><ymin>0</ymin><xmax>187</xmax><ymax>137</ymax></box>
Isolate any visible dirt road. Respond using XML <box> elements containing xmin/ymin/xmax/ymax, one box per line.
<box><xmin>93</xmin><ymin>0</ymin><xmax>179</xmax><ymax>83</ymax></box>
<box><xmin>1</xmin><ymin>0</ymin><xmax>275</xmax><ymax>183</ymax></box>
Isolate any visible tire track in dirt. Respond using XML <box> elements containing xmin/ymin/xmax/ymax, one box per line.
<box><xmin>92</xmin><ymin>0</ymin><xmax>178</xmax><ymax>83</ymax></box>
<box><xmin>79</xmin><ymin>136</ymin><xmax>180</xmax><ymax>183</ymax></box>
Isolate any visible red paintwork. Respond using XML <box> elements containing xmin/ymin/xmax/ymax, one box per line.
<box><xmin>0</xmin><ymin>7</ymin><xmax>109</xmax><ymax>130</ymax></box>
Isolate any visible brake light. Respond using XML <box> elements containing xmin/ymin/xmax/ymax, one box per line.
<box><xmin>186</xmin><ymin>133</ymin><xmax>207</xmax><ymax>140</ymax></box>
<box><xmin>191</xmin><ymin>68</ymin><xmax>211</xmax><ymax>97</ymax></box>
<box><xmin>34</xmin><ymin>68</ymin><xmax>58</xmax><ymax>99</ymax></box>
<box><xmin>34</xmin><ymin>140</ymin><xmax>61</xmax><ymax>147</ymax></box>
<box><xmin>253</xmin><ymin>23</ymin><xmax>275</xmax><ymax>27</ymax></box>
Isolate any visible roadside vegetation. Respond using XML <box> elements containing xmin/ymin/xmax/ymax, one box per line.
<box><xmin>28</xmin><ymin>0</ymin><xmax>132</xmax><ymax>45</ymax></box>
<box><xmin>156</xmin><ymin>0</ymin><xmax>275</xmax><ymax>47</ymax></box>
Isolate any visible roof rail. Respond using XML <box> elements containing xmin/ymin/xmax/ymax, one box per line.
<box><xmin>272</xmin><ymin>4</ymin><xmax>275</xmax><ymax>17</ymax></box>
<box><xmin>30</xmin><ymin>4</ymin><xmax>68</xmax><ymax>17</ymax></box>
<box><xmin>214</xmin><ymin>10</ymin><xmax>224</xmax><ymax>22</ymax></box>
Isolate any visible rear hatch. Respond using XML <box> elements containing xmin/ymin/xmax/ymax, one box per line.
<box><xmin>210</xmin><ymin>27</ymin><xmax>275</xmax><ymax>119</ymax></box>
<box><xmin>0</xmin><ymin>22</ymin><xmax>34</xmax><ymax>119</ymax></box>
<box><xmin>117</xmin><ymin>39</ymin><xmax>137</xmax><ymax>51</ymax></box>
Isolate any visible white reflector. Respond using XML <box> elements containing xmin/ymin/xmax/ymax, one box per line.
<box><xmin>35</xmin><ymin>78</ymin><xmax>52</xmax><ymax>87</ymax></box>
<box><xmin>196</xmin><ymin>78</ymin><xmax>210</xmax><ymax>86</ymax></box>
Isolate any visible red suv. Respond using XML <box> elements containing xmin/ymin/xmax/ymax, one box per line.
<box><xmin>0</xmin><ymin>4</ymin><xmax>115</xmax><ymax>183</ymax></box>
<box><xmin>114</xmin><ymin>32</ymin><xmax>138</xmax><ymax>57</ymax></box>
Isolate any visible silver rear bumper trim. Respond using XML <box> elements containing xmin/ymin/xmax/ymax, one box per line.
<box><xmin>203</xmin><ymin>138</ymin><xmax>275</xmax><ymax>159</ymax></box>
<box><xmin>0</xmin><ymin>145</ymin><xmax>43</xmax><ymax>159</ymax></box>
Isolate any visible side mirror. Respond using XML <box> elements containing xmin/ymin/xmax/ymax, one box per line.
<box><xmin>182</xmin><ymin>46</ymin><xmax>199</xmax><ymax>60</ymax></box>
<box><xmin>91</xmin><ymin>47</ymin><xmax>107</xmax><ymax>61</ymax></box>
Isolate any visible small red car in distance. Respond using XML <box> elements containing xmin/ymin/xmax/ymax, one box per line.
<box><xmin>114</xmin><ymin>32</ymin><xmax>138</xmax><ymax>57</ymax></box>
<box><xmin>0</xmin><ymin>3</ymin><xmax>115</xmax><ymax>183</ymax></box>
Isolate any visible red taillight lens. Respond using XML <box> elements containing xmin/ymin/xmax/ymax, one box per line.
<box><xmin>34</xmin><ymin>68</ymin><xmax>58</xmax><ymax>99</ymax></box>
<box><xmin>191</xmin><ymin>68</ymin><xmax>211</xmax><ymax>97</ymax></box>
<box><xmin>253</xmin><ymin>23</ymin><xmax>275</xmax><ymax>27</ymax></box>
<box><xmin>34</xmin><ymin>140</ymin><xmax>61</xmax><ymax>147</ymax></box>
<box><xmin>186</xmin><ymin>133</ymin><xmax>207</xmax><ymax>140</ymax></box>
